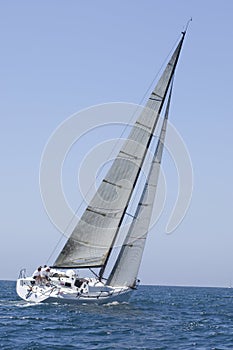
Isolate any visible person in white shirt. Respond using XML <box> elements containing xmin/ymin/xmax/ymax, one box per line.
<box><xmin>32</xmin><ymin>266</ymin><xmax>42</xmax><ymax>283</ymax></box>
<box><xmin>41</xmin><ymin>267</ymin><xmax>51</xmax><ymax>281</ymax></box>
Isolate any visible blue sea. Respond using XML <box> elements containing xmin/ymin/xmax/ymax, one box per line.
<box><xmin>1</xmin><ymin>281</ymin><xmax>233</xmax><ymax>349</ymax></box>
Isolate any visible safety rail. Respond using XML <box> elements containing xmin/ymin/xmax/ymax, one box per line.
<box><xmin>18</xmin><ymin>268</ymin><xmax>27</xmax><ymax>279</ymax></box>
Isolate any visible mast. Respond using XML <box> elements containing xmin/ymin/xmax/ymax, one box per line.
<box><xmin>107</xmin><ymin>83</ymin><xmax>173</xmax><ymax>287</ymax></box>
<box><xmin>98</xmin><ymin>33</ymin><xmax>186</xmax><ymax>280</ymax></box>
<box><xmin>53</xmin><ymin>32</ymin><xmax>186</xmax><ymax>276</ymax></box>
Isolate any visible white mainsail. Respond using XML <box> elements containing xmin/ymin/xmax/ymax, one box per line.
<box><xmin>53</xmin><ymin>35</ymin><xmax>185</xmax><ymax>270</ymax></box>
<box><xmin>107</xmin><ymin>85</ymin><xmax>172</xmax><ymax>288</ymax></box>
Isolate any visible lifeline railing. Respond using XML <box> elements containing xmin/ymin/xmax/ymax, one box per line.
<box><xmin>18</xmin><ymin>268</ymin><xmax>27</xmax><ymax>279</ymax></box>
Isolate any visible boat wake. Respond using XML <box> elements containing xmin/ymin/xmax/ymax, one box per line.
<box><xmin>103</xmin><ymin>301</ymin><xmax>129</xmax><ymax>307</ymax></box>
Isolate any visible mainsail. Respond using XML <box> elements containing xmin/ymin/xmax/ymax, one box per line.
<box><xmin>53</xmin><ymin>34</ymin><xmax>185</xmax><ymax>270</ymax></box>
<box><xmin>107</xmin><ymin>85</ymin><xmax>173</xmax><ymax>288</ymax></box>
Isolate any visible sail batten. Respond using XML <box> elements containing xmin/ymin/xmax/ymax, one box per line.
<box><xmin>53</xmin><ymin>35</ymin><xmax>185</xmax><ymax>270</ymax></box>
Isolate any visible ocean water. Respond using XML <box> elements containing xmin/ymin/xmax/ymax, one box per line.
<box><xmin>1</xmin><ymin>281</ymin><xmax>233</xmax><ymax>349</ymax></box>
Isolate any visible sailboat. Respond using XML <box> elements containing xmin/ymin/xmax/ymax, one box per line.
<box><xmin>16</xmin><ymin>30</ymin><xmax>187</xmax><ymax>303</ymax></box>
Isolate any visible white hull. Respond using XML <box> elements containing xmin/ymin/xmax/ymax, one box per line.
<box><xmin>16</xmin><ymin>270</ymin><xmax>133</xmax><ymax>304</ymax></box>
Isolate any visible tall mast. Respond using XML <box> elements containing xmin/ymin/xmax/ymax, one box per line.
<box><xmin>98</xmin><ymin>33</ymin><xmax>186</xmax><ymax>280</ymax></box>
<box><xmin>53</xmin><ymin>31</ymin><xmax>187</xmax><ymax>276</ymax></box>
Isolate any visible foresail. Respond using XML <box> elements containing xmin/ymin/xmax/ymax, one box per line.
<box><xmin>107</xmin><ymin>85</ymin><xmax>173</xmax><ymax>288</ymax></box>
<box><xmin>53</xmin><ymin>35</ymin><xmax>185</xmax><ymax>269</ymax></box>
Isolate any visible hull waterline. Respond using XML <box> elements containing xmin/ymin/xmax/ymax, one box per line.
<box><xmin>16</xmin><ymin>274</ymin><xmax>134</xmax><ymax>304</ymax></box>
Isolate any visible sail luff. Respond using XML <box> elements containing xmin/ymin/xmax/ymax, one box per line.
<box><xmin>53</xmin><ymin>34</ymin><xmax>185</xmax><ymax>270</ymax></box>
<box><xmin>107</xmin><ymin>84</ymin><xmax>173</xmax><ymax>288</ymax></box>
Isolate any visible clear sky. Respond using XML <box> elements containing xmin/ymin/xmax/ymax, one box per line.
<box><xmin>1</xmin><ymin>0</ymin><xmax>233</xmax><ymax>286</ymax></box>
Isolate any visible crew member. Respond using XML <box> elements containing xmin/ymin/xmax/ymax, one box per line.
<box><xmin>32</xmin><ymin>266</ymin><xmax>42</xmax><ymax>283</ymax></box>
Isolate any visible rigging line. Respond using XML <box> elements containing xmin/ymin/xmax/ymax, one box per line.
<box><xmin>121</xmin><ymin>75</ymin><xmax>176</xmax><ymax>233</ymax></box>
<box><xmin>108</xmin><ymin>82</ymin><xmax>175</xmax><ymax>278</ymax></box>
<box><xmin>85</xmin><ymin>32</ymin><xmax>183</xmax><ymax>194</ymax></box>
<box><xmin>139</xmin><ymin>36</ymin><xmax>181</xmax><ymax>106</ymax></box>
<box><xmin>89</xmin><ymin>268</ymin><xmax>99</xmax><ymax>278</ymax></box>
<box><xmin>46</xmin><ymin>33</ymin><xmax>184</xmax><ymax>265</ymax></box>
<box><xmin>118</xmin><ymin>130</ymin><xmax>157</xmax><ymax>227</ymax></box>
<box><xmin>112</xmin><ymin>34</ymin><xmax>182</xmax><ymax>152</ymax></box>
<box><xmin>46</xmin><ymin>234</ymin><xmax>64</xmax><ymax>265</ymax></box>
<box><xmin>99</xmin><ymin>33</ymin><xmax>186</xmax><ymax>280</ymax></box>
<box><xmin>93</xmin><ymin>33</ymin><xmax>182</xmax><ymax>169</ymax></box>
<box><xmin>119</xmin><ymin>101</ymin><xmax>170</xmax><ymax>228</ymax></box>
<box><xmin>109</xmin><ymin>110</ymin><xmax>166</xmax><ymax>252</ymax></box>
<box><xmin>182</xmin><ymin>18</ymin><xmax>192</xmax><ymax>34</ymax></box>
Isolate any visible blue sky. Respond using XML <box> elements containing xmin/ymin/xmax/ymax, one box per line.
<box><xmin>1</xmin><ymin>1</ymin><xmax>233</xmax><ymax>286</ymax></box>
